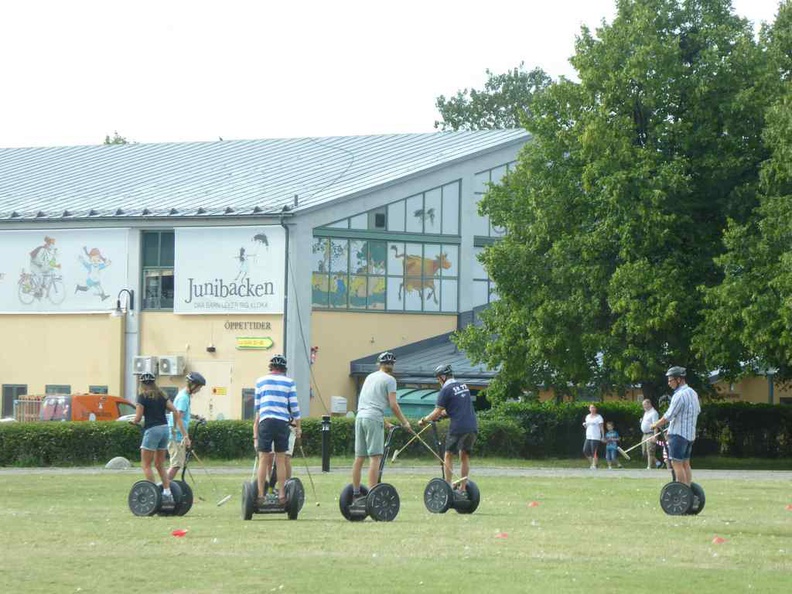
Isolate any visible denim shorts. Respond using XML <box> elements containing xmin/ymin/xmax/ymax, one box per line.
<box><xmin>667</xmin><ymin>434</ymin><xmax>693</xmax><ymax>461</ymax></box>
<box><xmin>141</xmin><ymin>424</ymin><xmax>170</xmax><ymax>451</ymax></box>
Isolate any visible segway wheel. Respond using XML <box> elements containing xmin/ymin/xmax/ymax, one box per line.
<box><xmin>659</xmin><ymin>481</ymin><xmax>693</xmax><ymax>515</ymax></box>
<box><xmin>285</xmin><ymin>479</ymin><xmax>302</xmax><ymax>520</ymax></box>
<box><xmin>454</xmin><ymin>479</ymin><xmax>480</xmax><ymax>515</ymax></box>
<box><xmin>128</xmin><ymin>480</ymin><xmax>161</xmax><ymax>517</ymax></box>
<box><xmin>290</xmin><ymin>477</ymin><xmax>305</xmax><ymax>513</ymax></box>
<box><xmin>366</xmin><ymin>483</ymin><xmax>400</xmax><ymax>522</ymax></box>
<box><xmin>687</xmin><ymin>482</ymin><xmax>706</xmax><ymax>515</ymax></box>
<box><xmin>241</xmin><ymin>480</ymin><xmax>255</xmax><ymax>521</ymax></box>
<box><xmin>339</xmin><ymin>484</ymin><xmax>368</xmax><ymax>521</ymax></box>
<box><xmin>175</xmin><ymin>480</ymin><xmax>193</xmax><ymax>516</ymax></box>
<box><xmin>424</xmin><ymin>478</ymin><xmax>452</xmax><ymax>514</ymax></box>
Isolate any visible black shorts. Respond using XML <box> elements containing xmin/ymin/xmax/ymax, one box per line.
<box><xmin>446</xmin><ymin>432</ymin><xmax>477</xmax><ymax>455</ymax></box>
<box><xmin>583</xmin><ymin>439</ymin><xmax>601</xmax><ymax>457</ymax></box>
<box><xmin>257</xmin><ymin>418</ymin><xmax>290</xmax><ymax>453</ymax></box>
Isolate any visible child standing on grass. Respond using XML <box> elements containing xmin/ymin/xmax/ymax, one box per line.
<box><xmin>604</xmin><ymin>421</ymin><xmax>622</xmax><ymax>469</ymax></box>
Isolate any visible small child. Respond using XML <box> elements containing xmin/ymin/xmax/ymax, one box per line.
<box><xmin>604</xmin><ymin>421</ymin><xmax>622</xmax><ymax>469</ymax></box>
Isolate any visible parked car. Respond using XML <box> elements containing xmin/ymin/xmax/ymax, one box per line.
<box><xmin>39</xmin><ymin>394</ymin><xmax>136</xmax><ymax>422</ymax></box>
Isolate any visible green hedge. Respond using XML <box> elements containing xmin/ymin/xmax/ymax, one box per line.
<box><xmin>482</xmin><ymin>401</ymin><xmax>792</xmax><ymax>458</ymax></box>
<box><xmin>0</xmin><ymin>402</ymin><xmax>790</xmax><ymax>466</ymax></box>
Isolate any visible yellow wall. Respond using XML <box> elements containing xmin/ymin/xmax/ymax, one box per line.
<box><xmin>0</xmin><ymin>314</ymin><xmax>124</xmax><ymax>396</ymax></box>
<box><xmin>138</xmin><ymin>313</ymin><xmax>283</xmax><ymax>420</ymax></box>
<box><xmin>713</xmin><ymin>376</ymin><xmax>792</xmax><ymax>403</ymax></box>
<box><xmin>308</xmin><ymin>311</ymin><xmax>457</xmax><ymax>416</ymax></box>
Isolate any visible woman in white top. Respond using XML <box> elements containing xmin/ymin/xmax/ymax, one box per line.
<box><xmin>582</xmin><ymin>405</ymin><xmax>604</xmax><ymax>469</ymax></box>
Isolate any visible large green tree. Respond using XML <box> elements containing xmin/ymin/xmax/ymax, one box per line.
<box><xmin>456</xmin><ymin>0</ymin><xmax>775</xmax><ymax>403</ymax></box>
<box><xmin>696</xmin><ymin>1</ymin><xmax>792</xmax><ymax>381</ymax></box>
<box><xmin>434</xmin><ymin>63</ymin><xmax>551</xmax><ymax>131</ymax></box>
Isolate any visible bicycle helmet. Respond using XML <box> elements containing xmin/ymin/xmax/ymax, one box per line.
<box><xmin>377</xmin><ymin>351</ymin><xmax>396</xmax><ymax>365</ymax></box>
<box><xmin>434</xmin><ymin>364</ymin><xmax>453</xmax><ymax>377</ymax></box>
<box><xmin>186</xmin><ymin>371</ymin><xmax>206</xmax><ymax>386</ymax></box>
<box><xmin>665</xmin><ymin>366</ymin><xmax>687</xmax><ymax>378</ymax></box>
<box><xmin>270</xmin><ymin>354</ymin><xmax>287</xmax><ymax>369</ymax></box>
<box><xmin>139</xmin><ymin>372</ymin><xmax>156</xmax><ymax>384</ymax></box>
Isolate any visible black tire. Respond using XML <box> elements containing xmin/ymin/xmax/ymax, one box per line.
<box><xmin>687</xmin><ymin>482</ymin><xmax>706</xmax><ymax>515</ymax></box>
<box><xmin>339</xmin><ymin>484</ymin><xmax>368</xmax><ymax>521</ymax></box>
<box><xmin>366</xmin><ymin>483</ymin><xmax>400</xmax><ymax>522</ymax></box>
<box><xmin>659</xmin><ymin>481</ymin><xmax>693</xmax><ymax>515</ymax></box>
<box><xmin>175</xmin><ymin>480</ymin><xmax>193</xmax><ymax>516</ymax></box>
<box><xmin>424</xmin><ymin>478</ymin><xmax>452</xmax><ymax>514</ymax></box>
<box><xmin>285</xmin><ymin>479</ymin><xmax>301</xmax><ymax>520</ymax></box>
<box><xmin>128</xmin><ymin>480</ymin><xmax>161</xmax><ymax>517</ymax></box>
<box><xmin>454</xmin><ymin>479</ymin><xmax>480</xmax><ymax>515</ymax></box>
<box><xmin>241</xmin><ymin>481</ymin><xmax>254</xmax><ymax>521</ymax></box>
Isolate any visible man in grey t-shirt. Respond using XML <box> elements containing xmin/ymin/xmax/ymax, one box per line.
<box><xmin>352</xmin><ymin>351</ymin><xmax>413</xmax><ymax>499</ymax></box>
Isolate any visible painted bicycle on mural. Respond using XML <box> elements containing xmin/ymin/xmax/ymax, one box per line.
<box><xmin>18</xmin><ymin>270</ymin><xmax>66</xmax><ymax>305</ymax></box>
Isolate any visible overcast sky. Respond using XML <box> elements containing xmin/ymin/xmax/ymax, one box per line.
<box><xmin>0</xmin><ymin>0</ymin><xmax>782</xmax><ymax>148</ymax></box>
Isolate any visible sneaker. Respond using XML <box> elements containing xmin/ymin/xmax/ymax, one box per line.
<box><xmin>646</xmin><ymin>466</ymin><xmax>652</xmax><ymax>470</ymax></box>
<box><xmin>590</xmin><ymin>464</ymin><xmax>596</xmax><ymax>470</ymax></box>
<box><xmin>161</xmin><ymin>492</ymin><xmax>174</xmax><ymax>505</ymax></box>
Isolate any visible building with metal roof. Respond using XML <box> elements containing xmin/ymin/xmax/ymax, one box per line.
<box><xmin>0</xmin><ymin>130</ymin><xmax>529</xmax><ymax>419</ymax></box>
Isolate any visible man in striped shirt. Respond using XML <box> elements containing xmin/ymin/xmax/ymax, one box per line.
<box><xmin>253</xmin><ymin>354</ymin><xmax>301</xmax><ymax>504</ymax></box>
<box><xmin>652</xmin><ymin>366</ymin><xmax>700</xmax><ymax>487</ymax></box>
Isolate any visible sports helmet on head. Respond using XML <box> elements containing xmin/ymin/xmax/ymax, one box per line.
<box><xmin>270</xmin><ymin>354</ymin><xmax>287</xmax><ymax>368</ymax></box>
<box><xmin>665</xmin><ymin>366</ymin><xmax>687</xmax><ymax>378</ymax></box>
<box><xmin>434</xmin><ymin>364</ymin><xmax>453</xmax><ymax>377</ymax></box>
<box><xmin>186</xmin><ymin>371</ymin><xmax>206</xmax><ymax>386</ymax></box>
<box><xmin>377</xmin><ymin>351</ymin><xmax>396</xmax><ymax>365</ymax></box>
<box><xmin>139</xmin><ymin>372</ymin><xmax>156</xmax><ymax>384</ymax></box>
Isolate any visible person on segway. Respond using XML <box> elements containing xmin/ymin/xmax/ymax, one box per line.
<box><xmin>167</xmin><ymin>371</ymin><xmax>207</xmax><ymax>480</ymax></box>
<box><xmin>651</xmin><ymin>366</ymin><xmax>700</xmax><ymax>487</ymax></box>
<box><xmin>351</xmin><ymin>351</ymin><xmax>413</xmax><ymax>502</ymax></box>
<box><xmin>253</xmin><ymin>355</ymin><xmax>302</xmax><ymax>507</ymax></box>
<box><xmin>130</xmin><ymin>373</ymin><xmax>190</xmax><ymax>505</ymax></box>
<box><xmin>418</xmin><ymin>364</ymin><xmax>478</xmax><ymax>494</ymax></box>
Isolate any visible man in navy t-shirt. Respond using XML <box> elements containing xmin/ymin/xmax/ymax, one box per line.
<box><xmin>418</xmin><ymin>364</ymin><xmax>478</xmax><ymax>492</ymax></box>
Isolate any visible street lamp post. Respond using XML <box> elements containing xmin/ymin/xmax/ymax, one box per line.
<box><xmin>110</xmin><ymin>288</ymin><xmax>135</xmax><ymax>317</ymax></box>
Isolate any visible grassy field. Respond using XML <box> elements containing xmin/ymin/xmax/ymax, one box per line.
<box><xmin>0</xmin><ymin>466</ymin><xmax>790</xmax><ymax>593</ymax></box>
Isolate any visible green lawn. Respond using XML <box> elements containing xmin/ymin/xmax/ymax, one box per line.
<box><xmin>0</xmin><ymin>468</ymin><xmax>790</xmax><ymax>593</ymax></box>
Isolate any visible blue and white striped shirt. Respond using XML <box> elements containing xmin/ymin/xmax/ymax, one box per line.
<box><xmin>255</xmin><ymin>373</ymin><xmax>301</xmax><ymax>423</ymax></box>
<box><xmin>665</xmin><ymin>384</ymin><xmax>700</xmax><ymax>441</ymax></box>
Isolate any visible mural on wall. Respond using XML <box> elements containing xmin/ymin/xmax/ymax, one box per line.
<box><xmin>175</xmin><ymin>226</ymin><xmax>284</xmax><ymax>314</ymax></box>
<box><xmin>390</xmin><ymin>245</ymin><xmax>451</xmax><ymax>305</ymax></box>
<box><xmin>0</xmin><ymin>229</ymin><xmax>129</xmax><ymax>313</ymax></box>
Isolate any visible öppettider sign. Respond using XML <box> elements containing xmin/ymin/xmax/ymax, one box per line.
<box><xmin>174</xmin><ymin>226</ymin><xmax>285</xmax><ymax>314</ymax></box>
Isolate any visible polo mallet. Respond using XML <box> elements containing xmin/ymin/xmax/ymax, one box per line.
<box><xmin>297</xmin><ymin>441</ymin><xmax>320</xmax><ymax>507</ymax></box>
<box><xmin>188</xmin><ymin>449</ymin><xmax>232</xmax><ymax>506</ymax></box>
<box><xmin>391</xmin><ymin>423</ymin><xmax>432</xmax><ymax>462</ymax></box>
<box><xmin>411</xmin><ymin>428</ymin><xmax>469</xmax><ymax>483</ymax></box>
<box><xmin>619</xmin><ymin>432</ymin><xmax>660</xmax><ymax>461</ymax></box>
<box><xmin>617</xmin><ymin>446</ymin><xmax>631</xmax><ymax>461</ymax></box>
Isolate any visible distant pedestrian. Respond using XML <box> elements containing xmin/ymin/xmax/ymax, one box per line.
<box><xmin>604</xmin><ymin>421</ymin><xmax>621</xmax><ymax>469</ymax></box>
<box><xmin>639</xmin><ymin>398</ymin><xmax>660</xmax><ymax>469</ymax></box>
<box><xmin>582</xmin><ymin>404</ymin><xmax>604</xmax><ymax>469</ymax></box>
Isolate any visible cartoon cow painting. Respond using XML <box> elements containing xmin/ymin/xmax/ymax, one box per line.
<box><xmin>391</xmin><ymin>245</ymin><xmax>451</xmax><ymax>304</ymax></box>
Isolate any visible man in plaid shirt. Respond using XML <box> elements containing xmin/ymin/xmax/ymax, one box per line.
<box><xmin>652</xmin><ymin>366</ymin><xmax>700</xmax><ymax>486</ymax></box>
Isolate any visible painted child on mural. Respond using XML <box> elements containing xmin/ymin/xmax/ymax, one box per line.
<box><xmin>75</xmin><ymin>246</ymin><xmax>111</xmax><ymax>300</ymax></box>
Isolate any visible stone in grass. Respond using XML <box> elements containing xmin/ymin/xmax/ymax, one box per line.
<box><xmin>105</xmin><ymin>456</ymin><xmax>131</xmax><ymax>470</ymax></box>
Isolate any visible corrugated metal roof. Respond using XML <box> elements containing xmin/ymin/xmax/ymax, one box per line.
<box><xmin>0</xmin><ymin>130</ymin><xmax>528</xmax><ymax>221</ymax></box>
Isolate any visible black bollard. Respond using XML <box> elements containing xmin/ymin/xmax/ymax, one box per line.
<box><xmin>321</xmin><ymin>415</ymin><xmax>331</xmax><ymax>472</ymax></box>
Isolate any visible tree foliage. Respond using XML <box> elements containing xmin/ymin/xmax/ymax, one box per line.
<box><xmin>455</xmin><ymin>0</ymin><xmax>779</xmax><ymax>403</ymax></box>
<box><xmin>103</xmin><ymin>131</ymin><xmax>133</xmax><ymax>145</ymax></box>
<box><xmin>434</xmin><ymin>63</ymin><xmax>551</xmax><ymax>131</ymax></box>
<box><xmin>696</xmin><ymin>1</ymin><xmax>792</xmax><ymax>381</ymax></box>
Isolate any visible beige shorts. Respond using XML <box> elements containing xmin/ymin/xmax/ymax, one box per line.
<box><xmin>168</xmin><ymin>439</ymin><xmax>187</xmax><ymax>468</ymax></box>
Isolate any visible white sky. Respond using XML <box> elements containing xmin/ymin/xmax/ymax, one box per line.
<box><xmin>0</xmin><ymin>0</ymin><xmax>782</xmax><ymax>148</ymax></box>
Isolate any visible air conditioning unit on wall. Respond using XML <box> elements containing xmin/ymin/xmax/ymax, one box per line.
<box><xmin>159</xmin><ymin>355</ymin><xmax>185</xmax><ymax>376</ymax></box>
<box><xmin>133</xmin><ymin>356</ymin><xmax>159</xmax><ymax>375</ymax></box>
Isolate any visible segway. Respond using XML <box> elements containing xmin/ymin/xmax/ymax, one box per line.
<box><xmin>421</xmin><ymin>422</ymin><xmax>480</xmax><ymax>514</ymax></box>
<box><xmin>658</xmin><ymin>431</ymin><xmax>705</xmax><ymax>516</ymax></box>
<box><xmin>339</xmin><ymin>426</ymin><xmax>402</xmax><ymax>522</ymax></box>
<box><xmin>241</xmin><ymin>454</ymin><xmax>304</xmax><ymax>520</ymax></box>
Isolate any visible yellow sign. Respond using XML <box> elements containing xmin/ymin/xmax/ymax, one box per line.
<box><xmin>235</xmin><ymin>336</ymin><xmax>274</xmax><ymax>350</ymax></box>
<box><xmin>211</xmin><ymin>386</ymin><xmax>227</xmax><ymax>396</ymax></box>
